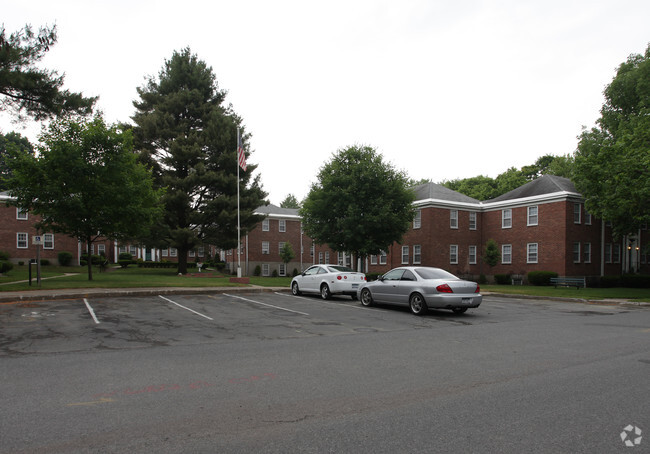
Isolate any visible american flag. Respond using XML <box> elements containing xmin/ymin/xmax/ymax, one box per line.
<box><xmin>237</xmin><ymin>130</ymin><xmax>247</xmax><ymax>171</ymax></box>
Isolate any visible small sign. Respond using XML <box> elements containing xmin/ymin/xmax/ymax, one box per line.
<box><xmin>32</xmin><ymin>236</ymin><xmax>44</xmax><ymax>245</ymax></box>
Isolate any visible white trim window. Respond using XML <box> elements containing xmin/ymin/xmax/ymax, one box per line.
<box><xmin>370</xmin><ymin>255</ymin><xmax>378</xmax><ymax>265</ymax></box>
<box><xmin>198</xmin><ymin>247</ymin><xmax>204</xmax><ymax>257</ymax></box>
<box><xmin>527</xmin><ymin>206</ymin><xmax>538</xmax><ymax>226</ymax></box>
<box><xmin>44</xmin><ymin>233</ymin><xmax>54</xmax><ymax>250</ymax></box>
<box><xmin>613</xmin><ymin>244</ymin><xmax>621</xmax><ymax>263</ymax></box>
<box><xmin>502</xmin><ymin>209</ymin><xmax>512</xmax><ymax>229</ymax></box>
<box><xmin>574</xmin><ymin>203</ymin><xmax>581</xmax><ymax>224</ymax></box>
<box><xmin>162</xmin><ymin>249</ymin><xmax>169</xmax><ymax>257</ymax></box>
<box><xmin>401</xmin><ymin>246</ymin><xmax>409</xmax><ymax>264</ymax></box>
<box><xmin>502</xmin><ymin>244</ymin><xmax>512</xmax><ymax>264</ymax></box>
<box><xmin>279</xmin><ymin>263</ymin><xmax>286</xmax><ymax>276</ymax></box>
<box><xmin>605</xmin><ymin>243</ymin><xmax>612</xmax><ymax>263</ymax></box>
<box><xmin>450</xmin><ymin>210</ymin><xmax>458</xmax><ymax>229</ymax></box>
<box><xmin>189</xmin><ymin>250</ymin><xmax>196</xmax><ymax>257</ymax></box>
<box><xmin>573</xmin><ymin>242</ymin><xmax>581</xmax><ymax>263</ymax></box>
<box><xmin>450</xmin><ymin>245</ymin><xmax>458</xmax><ymax>264</ymax></box>
<box><xmin>469</xmin><ymin>212</ymin><xmax>477</xmax><ymax>230</ymax></box>
<box><xmin>318</xmin><ymin>252</ymin><xmax>323</xmax><ymax>264</ymax></box>
<box><xmin>170</xmin><ymin>248</ymin><xmax>178</xmax><ymax>257</ymax></box>
<box><xmin>262</xmin><ymin>219</ymin><xmax>270</xmax><ymax>231</ymax></box>
<box><xmin>413</xmin><ymin>245</ymin><xmax>421</xmax><ymax>264</ymax></box>
<box><xmin>585</xmin><ymin>211</ymin><xmax>592</xmax><ymax>225</ymax></box>
<box><xmin>279</xmin><ymin>219</ymin><xmax>286</xmax><ymax>232</ymax></box>
<box><xmin>325</xmin><ymin>252</ymin><xmax>330</xmax><ymax>263</ymax></box>
<box><xmin>469</xmin><ymin>245</ymin><xmax>477</xmax><ymax>265</ymax></box>
<box><xmin>262</xmin><ymin>241</ymin><xmax>270</xmax><ymax>254</ymax></box>
<box><xmin>97</xmin><ymin>244</ymin><xmax>106</xmax><ymax>257</ymax></box>
<box><xmin>413</xmin><ymin>210</ymin><xmax>421</xmax><ymax>229</ymax></box>
<box><xmin>379</xmin><ymin>250</ymin><xmax>387</xmax><ymax>265</ymax></box>
<box><xmin>584</xmin><ymin>243</ymin><xmax>591</xmax><ymax>263</ymax></box>
<box><xmin>17</xmin><ymin>232</ymin><xmax>28</xmax><ymax>249</ymax></box>
<box><xmin>129</xmin><ymin>245</ymin><xmax>137</xmax><ymax>256</ymax></box>
<box><xmin>16</xmin><ymin>208</ymin><xmax>28</xmax><ymax>220</ymax></box>
<box><xmin>262</xmin><ymin>264</ymin><xmax>270</xmax><ymax>276</ymax></box>
<box><xmin>527</xmin><ymin>243</ymin><xmax>539</xmax><ymax>264</ymax></box>
<box><xmin>279</xmin><ymin>242</ymin><xmax>286</xmax><ymax>253</ymax></box>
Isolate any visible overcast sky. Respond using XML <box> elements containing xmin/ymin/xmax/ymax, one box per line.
<box><xmin>2</xmin><ymin>0</ymin><xmax>649</xmax><ymax>205</ymax></box>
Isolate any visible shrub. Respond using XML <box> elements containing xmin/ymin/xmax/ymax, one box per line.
<box><xmin>253</xmin><ymin>265</ymin><xmax>261</xmax><ymax>276</ymax></box>
<box><xmin>118</xmin><ymin>252</ymin><xmax>133</xmax><ymax>261</ymax></box>
<box><xmin>0</xmin><ymin>251</ymin><xmax>9</xmax><ymax>261</ymax></box>
<box><xmin>292</xmin><ymin>268</ymin><xmax>299</xmax><ymax>277</ymax></box>
<box><xmin>272</xmin><ymin>269</ymin><xmax>278</xmax><ymax>277</ymax></box>
<box><xmin>58</xmin><ymin>251</ymin><xmax>73</xmax><ymax>266</ymax></box>
<box><xmin>118</xmin><ymin>260</ymin><xmax>131</xmax><ymax>268</ymax></box>
<box><xmin>527</xmin><ymin>271</ymin><xmax>558</xmax><ymax>286</ymax></box>
<box><xmin>478</xmin><ymin>274</ymin><xmax>487</xmax><ymax>285</ymax></box>
<box><xmin>621</xmin><ymin>274</ymin><xmax>650</xmax><ymax>288</ymax></box>
<box><xmin>494</xmin><ymin>274</ymin><xmax>510</xmax><ymax>285</ymax></box>
<box><xmin>40</xmin><ymin>259</ymin><xmax>50</xmax><ymax>266</ymax></box>
<box><xmin>0</xmin><ymin>261</ymin><xmax>13</xmax><ymax>274</ymax></box>
<box><xmin>599</xmin><ymin>275</ymin><xmax>621</xmax><ymax>288</ymax></box>
<box><xmin>366</xmin><ymin>272</ymin><xmax>382</xmax><ymax>281</ymax></box>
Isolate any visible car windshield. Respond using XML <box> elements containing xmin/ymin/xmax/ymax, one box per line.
<box><xmin>327</xmin><ymin>265</ymin><xmax>355</xmax><ymax>273</ymax></box>
<box><xmin>414</xmin><ymin>268</ymin><xmax>458</xmax><ymax>280</ymax></box>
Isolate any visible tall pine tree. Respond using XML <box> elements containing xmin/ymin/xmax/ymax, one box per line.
<box><xmin>132</xmin><ymin>48</ymin><xmax>266</xmax><ymax>274</ymax></box>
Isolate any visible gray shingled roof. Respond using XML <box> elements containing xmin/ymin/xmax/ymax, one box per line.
<box><xmin>411</xmin><ymin>182</ymin><xmax>480</xmax><ymax>204</ymax></box>
<box><xmin>487</xmin><ymin>175</ymin><xmax>579</xmax><ymax>202</ymax></box>
<box><xmin>255</xmin><ymin>203</ymin><xmax>300</xmax><ymax>217</ymax></box>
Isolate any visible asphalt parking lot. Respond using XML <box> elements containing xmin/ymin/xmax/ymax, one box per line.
<box><xmin>1</xmin><ymin>292</ymin><xmax>648</xmax><ymax>453</ymax></box>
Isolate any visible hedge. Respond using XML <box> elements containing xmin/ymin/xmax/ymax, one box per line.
<box><xmin>527</xmin><ymin>271</ymin><xmax>559</xmax><ymax>286</ymax></box>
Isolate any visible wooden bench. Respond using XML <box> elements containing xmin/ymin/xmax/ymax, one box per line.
<box><xmin>550</xmin><ymin>277</ymin><xmax>586</xmax><ymax>289</ymax></box>
<box><xmin>511</xmin><ymin>274</ymin><xmax>524</xmax><ymax>285</ymax></box>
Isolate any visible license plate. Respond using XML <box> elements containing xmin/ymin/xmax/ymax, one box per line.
<box><xmin>352</xmin><ymin>284</ymin><xmax>359</xmax><ymax>289</ymax></box>
<box><xmin>461</xmin><ymin>298</ymin><xmax>472</xmax><ymax>304</ymax></box>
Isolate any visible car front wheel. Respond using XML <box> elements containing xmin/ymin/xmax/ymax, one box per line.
<box><xmin>291</xmin><ymin>282</ymin><xmax>301</xmax><ymax>296</ymax></box>
<box><xmin>320</xmin><ymin>284</ymin><xmax>331</xmax><ymax>300</ymax></box>
<box><xmin>360</xmin><ymin>288</ymin><xmax>373</xmax><ymax>307</ymax></box>
<box><xmin>409</xmin><ymin>293</ymin><xmax>427</xmax><ymax>315</ymax></box>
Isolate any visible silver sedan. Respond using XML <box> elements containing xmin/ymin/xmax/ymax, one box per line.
<box><xmin>357</xmin><ymin>266</ymin><xmax>482</xmax><ymax>315</ymax></box>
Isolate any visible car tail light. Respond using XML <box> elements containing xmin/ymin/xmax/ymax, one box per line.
<box><xmin>337</xmin><ymin>275</ymin><xmax>342</xmax><ymax>280</ymax></box>
<box><xmin>436</xmin><ymin>283</ymin><xmax>453</xmax><ymax>293</ymax></box>
<box><xmin>475</xmin><ymin>284</ymin><xmax>480</xmax><ymax>293</ymax></box>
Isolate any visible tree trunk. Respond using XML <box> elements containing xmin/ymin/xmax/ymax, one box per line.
<box><xmin>86</xmin><ymin>238</ymin><xmax>93</xmax><ymax>281</ymax></box>
<box><xmin>177</xmin><ymin>245</ymin><xmax>188</xmax><ymax>274</ymax></box>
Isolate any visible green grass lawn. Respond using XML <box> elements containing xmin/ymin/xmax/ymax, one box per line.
<box><xmin>0</xmin><ymin>265</ymin><xmax>648</xmax><ymax>302</ymax></box>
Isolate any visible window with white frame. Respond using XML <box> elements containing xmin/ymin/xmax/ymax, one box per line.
<box><xmin>605</xmin><ymin>243</ymin><xmax>612</xmax><ymax>263</ymax></box>
<box><xmin>379</xmin><ymin>250</ymin><xmax>387</xmax><ymax>265</ymax></box>
<box><xmin>613</xmin><ymin>244</ymin><xmax>621</xmax><ymax>263</ymax></box>
<box><xmin>584</xmin><ymin>243</ymin><xmax>591</xmax><ymax>263</ymax></box>
<box><xmin>574</xmin><ymin>203</ymin><xmax>581</xmax><ymax>224</ymax></box>
<box><xmin>450</xmin><ymin>210</ymin><xmax>458</xmax><ymax>229</ymax></box>
<box><xmin>44</xmin><ymin>234</ymin><xmax>54</xmax><ymax>249</ymax></box>
<box><xmin>97</xmin><ymin>244</ymin><xmax>106</xmax><ymax>256</ymax></box>
<box><xmin>262</xmin><ymin>219</ymin><xmax>269</xmax><ymax>231</ymax></box>
<box><xmin>527</xmin><ymin>206</ymin><xmax>538</xmax><ymax>226</ymax></box>
<box><xmin>370</xmin><ymin>255</ymin><xmax>378</xmax><ymax>265</ymax></box>
<box><xmin>279</xmin><ymin>242</ymin><xmax>285</xmax><ymax>253</ymax></box>
<box><xmin>162</xmin><ymin>248</ymin><xmax>169</xmax><ymax>257</ymax></box>
<box><xmin>502</xmin><ymin>209</ymin><xmax>512</xmax><ymax>228</ymax></box>
<box><xmin>502</xmin><ymin>244</ymin><xmax>512</xmax><ymax>264</ymax></box>
<box><xmin>119</xmin><ymin>245</ymin><xmax>126</xmax><ymax>254</ymax></box>
<box><xmin>17</xmin><ymin>232</ymin><xmax>28</xmax><ymax>249</ymax></box>
<box><xmin>16</xmin><ymin>208</ymin><xmax>28</xmax><ymax>220</ymax></box>
<box><xmin>318</xmin><ymin>252</ymin><xmax>323</xmax><ymax>264</ymax></box>
<box><xmin>170</xmin><ymin>248</ymin><xmax>178</xmax><ymax>257</ymax></box>
<box><xmin>310</xmin><ymin>245</ymin><xmax>314</xmax><ymax>257</ymax></box>
<box><xmin>189</xmin><ymin>250</ymin><xmax>196</xmax><ymax>257</ymax></box>
<box><xmin>198</xmin><ymin>247</ymin><xmax>204</xmax><ymax>257</ymax></box>
<box><xmin>469</xmin><ymin>212</ymin><xmax>477</xmax><ymax>230</ymax></box>
<box><xmin>337</xmin><ymin>252</ymin><xmax>343</xmax><ymax>265</ymax></box>
<box><xmin>469</xmin><ymin>245</ymin><xmax>477</xmax><ymax>264</ymax></box>
<box><xmin>450</xmin><ymin>245</ymin><xmax>458</xmax><ymax>264</ymax></box>
<box><xmin>129</xmin><ymin>245</ymin><xmax>137</xmax><ymax>255</ymax></box>
<box><xmin>262</xmin><ymin>241</ymin><xmax>270</xmax><ymax>254</ymax></box>
<box><xmin>262</xmin><ymin>264</ymin><xmax>270</xmax><ymax>276</ymax></box>
<box><xmin>279</xmin><ymin>263</ymin><xmax>286</xmax><ymax>276</ymax></box>
<box><xmin>585</xmin><ymin>211</ymin><xmax>592</xmax><ymax>225</ymax></box>
<box><xmin>401</xmin><ymin>246</ymin><xmax>409</xmax><ymax>264</ymax></box>
<box><xmin>325</xmin><ymin>252</ymin><xmax>330</xmax><ymax>263</ymax></box>
<box><xmin>573</xmin><ymin>242</ymin><xmax>580</xmax><ymax>263</ymax></box>
<box><xmin>527</xmin><ymin>243</ymin><xmax>538</xmax><ymax>263</ymax></box>
<box><xmin>413</xmin><ymin>245</ymin><xmax>421</xmax><ymax>264</ymax></box>
<box><xmin>279</xmin><ymin>219</ymin><xmax>286</xmax><ymax>232</ymax></box>
<box><xmin>413</xmin><ymin>210</ymin><xmax>421</xmax><ymax>229</ymax></box>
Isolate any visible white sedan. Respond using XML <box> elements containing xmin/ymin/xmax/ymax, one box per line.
<box><xmin>291</xmin><ymin>264</ymin><xmax>367</xmax><ymax>300</ymax></box>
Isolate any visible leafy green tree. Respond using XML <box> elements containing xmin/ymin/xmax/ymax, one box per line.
<box><xmin>483</xmin><ymin>239</ymin><xmax>500</xmax><ymax>268</ymax></box>
<box><xmin>280</xmin><ymin>242</ymin><xmax>295</xmax><ymax>269</ymax></box>
<box><xmin>5</xmin><ymin>116</ymin><xmax>162</xmax><ymax>280</ymax></box>
<box><xmin>0</xmin><ymin>131</ymin><xmax>33</xmax><ymax>190</ymax></box>
<box><xmin>131</xmin><ymin>48</ymin><xmax>267</xmax><ymax>274</ymax></box>
<box><xmin>0</xmin><ymin>24</ymin><xmax>96</xmax><ymax>121</ymax></box>
<box><xmin>442</xmin><ymin>175</ymin><xmax>498</xmax><ymax>200</ymax></box>
<box><xmin>280</xmin><ymin>194</ymin><xmax>300</xmax><ymax>209</ymax></box>
<box><xmin>574</xmin><ymin>45</ymin><xmax>650</xmax><ymax>238</ymax></box>
<box><xmin>301</xmin><ymin>145</ymin><xmax>415</xmax><ymax>271</ymax></box>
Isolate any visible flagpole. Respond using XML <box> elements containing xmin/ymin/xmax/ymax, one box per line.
<box><xmin>236</xmin><ymin>128</ymin><xmax>242</xmax><ymax>278</ymax></box>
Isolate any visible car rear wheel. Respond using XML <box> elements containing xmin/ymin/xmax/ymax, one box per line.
<box><xmin>409</xmin><ymin>293</ymin><xmax>427</xmax><ymax>315</ymax></box>
<box><xmin>360</xmin><ymin>288</ymin><xmax>373</xmax><ymax>307</ymax></box>
<box><xmin>320</xmin><ymin>284</ymin><xmax>331</xmax><ymax>300</ymax></box>
<box><xmin>452</xmin><ymin>307</ymin><xmax>467</xmax><ymax>314</ymax></box>
<box><xmin>291</xmin><ymin>282</ymin><xmax>301</xmax><ymax>296</ymax></box>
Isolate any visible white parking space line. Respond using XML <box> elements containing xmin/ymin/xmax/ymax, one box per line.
<box><xmin>83</xmin><ymin>298</ymin><xmax>100</xmax><ymax>324</ymax></box>
<box><xmin>274</xmin><ymin>292</ymin><xmax>368</xmax><ymax>310</ymax></box>
<box><xmin>158</xmin><ymin>295</ymin><xmax>214</xmax><ymax>320</ymax></box>
<box><xmin>223</xmin><ymin>294</ymin><xmax>309</xmax><ymax>316</ymax></box>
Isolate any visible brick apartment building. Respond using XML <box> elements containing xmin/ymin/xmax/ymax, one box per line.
<box><xmin>2</xmin><ymin>176</ymin><xmax>648</xmax><ymax>281</ymax></box>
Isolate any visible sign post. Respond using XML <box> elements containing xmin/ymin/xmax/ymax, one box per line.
<box><xmin>32</xmin><ymin>235</ymin><xmax>43</xmax><ymax>285</ymax></box>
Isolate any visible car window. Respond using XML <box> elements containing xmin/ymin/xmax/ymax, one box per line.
<box><xmin>401</xmin><ymin>270</ymin><xmax>417</xmax><ymax>281</ymax></box>
<box><xmin>383</xmin><ymin>269</ymin><xmax>404</xmax><ymax>281</ymax></box>
<box><xmin>414</xmin><ymin>267</ymin><xmax>458</xmax><ymax>280</ymax></box>
<box><xmin>304</xmin><ymin>266</ymin><xmax>319</xmax><ymax>276</ymax></box>
<box><xmin>327</xmin><ymin>265</ymin><xmax>354</xmax><ymax>273</ymax></box>
<box><xmin>317</xmin><ymin>267</ymin><xmax>328</xmax><ymax>274</ymax></box>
